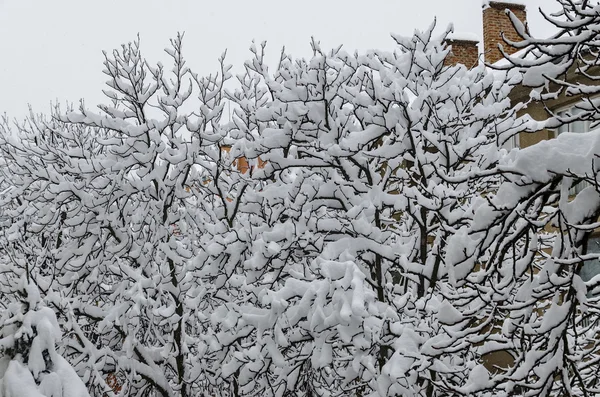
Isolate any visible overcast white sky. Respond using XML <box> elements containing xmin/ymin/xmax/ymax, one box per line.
<box><xmin>0</xmin><ymin>0</ymin><xmax>560</xmax><ymax>119</ymax></box>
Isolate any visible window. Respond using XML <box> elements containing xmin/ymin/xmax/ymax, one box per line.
<box><xmin>581</xmin><ymin>236</ymin><xmax>600</xmax><ymax>282</ymax></box>
<box><xmin>581</xmin><ymin>235</ymin><xmax>600</xmax><ymax>297</ymax></box>
<box><xmin>556</xmin><ymin>106</ymin><xmax>592</xmax><ymax>194</ymax></box>
<box><xmin>557</xmin><ymin>107</ymin><xmax>591</xmax><ymax>135</ymax></box>
<box><xmin>503</xmin><ymin>133</ymin><xmax>520</xmax><ymax>150</ymax></box>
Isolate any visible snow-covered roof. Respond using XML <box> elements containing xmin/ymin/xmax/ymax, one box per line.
<box><xmin>447</xmin><ymin>32</ymin><xmax>480</xmax><ymax>43</ymax></box>
<box><xmin>481</xmin><ymin>0</ymin><xmax>527</xmax><ymax>10</ymax></box>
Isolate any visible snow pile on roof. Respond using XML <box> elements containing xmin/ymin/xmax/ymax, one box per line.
<box><xmin>482</xmin><ymin>0</ymin><xmax>527</xmax><ymax>10</ymax></box>
<box><xmin>447</xmin><ymin>32</ymin><xmax>480</xmax><ymax>43</ymax></box>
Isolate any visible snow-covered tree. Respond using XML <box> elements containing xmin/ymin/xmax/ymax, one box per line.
<box><xmin>0</xmin><ymin>35</ymin><xmax>258</xmax><ymax>396</ymax></box>
<box><xmin>213</xmin><ymin>22</ymin><xmax>550</xmax><ymax>396</ymax></box>
<box><xmin>463</xmin><ymin>1</ymin><xmax>600</xmax><ymax>395</ymax></box>
<box><xmin>0</xmin><ymin>24</ymin><xmax>542</xmax><ymax>396</ymax></box>
<box><xmin>4</xmin><ymin>4</ymin><xmax>600</xmax><ymax>395</ymax></box>
<box><xmin>0</xmin><ymin>276</ymin><xmax>89</xmax><ymax>397</ymax></box>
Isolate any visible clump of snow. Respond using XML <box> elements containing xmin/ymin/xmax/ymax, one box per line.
<box><xmin>436</xmin><ymin>300</ymin><xmax>464</xmax><ymax>325</ymax></box>
<box><xmin>466</xmin><ymin>364</ymin><xmax>491</xmax><ymax>392</ymax></box>
<box><xmin>0</xmin><ymin>280</ymin><xmax>90</xmax><ymax>397</ymax></box>
<box><xmin>506</xmin><ymin>129</ymin><xmax>600</xmax><ymax>183</ymax></box>
<box><xmin>447</xmin><ymin>32</ymin><xmax>480</xmax><ymax>43</ymax></box>
<box><xmin>482</xmin><ymin>0</ymin><xmax>527</xmax><ymax>10</ymax></box>
<box><xmin>492</xmin><ymin>46</ymin><xmax>535</xmax><ymax>67</ymax></box>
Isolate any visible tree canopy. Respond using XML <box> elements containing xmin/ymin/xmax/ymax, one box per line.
<box><xmin>2</xmin><ymin>2</ymin><xmax>600</xmax><ymax>396</ymax></box>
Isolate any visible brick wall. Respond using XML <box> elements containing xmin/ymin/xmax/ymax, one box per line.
<box><xmin>483</xmin><ymin>2</ymin><xmax>527</xmax><ymax>64</ymax></box>
<box><xmin>444</xmin><ymin>39</ymin><xmax>480</xmax><ymax>68</ymax></box>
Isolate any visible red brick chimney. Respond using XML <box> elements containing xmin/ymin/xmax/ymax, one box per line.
<box><xmin>444</xmin><ymin>33</ymin><xmax>480</xmax><ymax>68</ymax></box>
<box><xmin>482</xmin><ymin>1</ymin><xmax>527</xmax><ymax>64</ymax></box>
